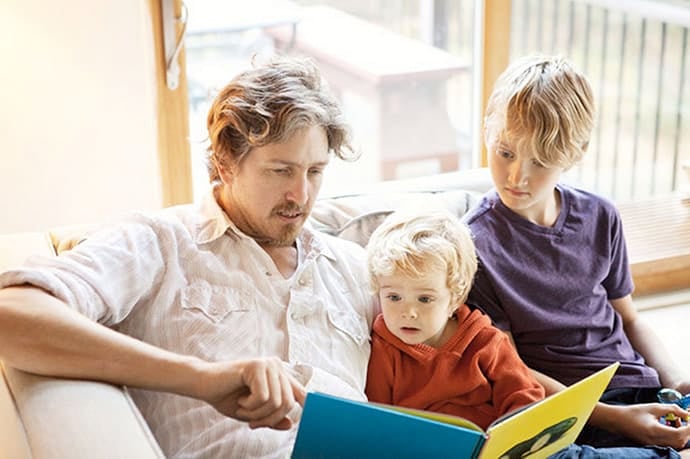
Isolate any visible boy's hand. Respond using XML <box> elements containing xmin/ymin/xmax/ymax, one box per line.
<box><xmin>609</xmin><ymin>403</ymin><xmax>690</xmax><ymax>450</ymax></box>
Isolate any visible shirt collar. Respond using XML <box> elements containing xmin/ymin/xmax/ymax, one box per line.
<box><xmin>193</xmin><ymin>187</ymin><xmax>337</xmax><ymax>262</ymax></box>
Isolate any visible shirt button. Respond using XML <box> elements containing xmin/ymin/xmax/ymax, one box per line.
<box><xmin>298</xmin><ymin>278</ymin><xmax>306</xmax><ymax>286</ymax></box>
<box><xmin>291</xmin><ymin>312</ymin><xmax>299</xmax><ymax>320</ymax></box>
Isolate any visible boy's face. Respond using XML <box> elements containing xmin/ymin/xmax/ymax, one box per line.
<box><xmin>216</xmin><ymin>125</ymin><xmax>330</xmax><ymax>247</ymax></box>
<box><xmin>488</xmin><ymin>136</ymin><xmax>564</xmax><ymax>226</ymax></box>
<box><xmin>377</xmin><ymin>266</ymin><xmax>457</xmax><ymax>348</ymax></box>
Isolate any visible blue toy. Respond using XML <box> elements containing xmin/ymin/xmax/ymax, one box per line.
<box><xmin>657</xmin><ymin>388</ymin><xmax>690</xmax><ymax>409</ymax></box>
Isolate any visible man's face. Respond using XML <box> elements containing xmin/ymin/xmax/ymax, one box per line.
<box><xmin>217</xmin><ymin>125</ymin><xmax>330</xmax><ymax>247</ymax></box>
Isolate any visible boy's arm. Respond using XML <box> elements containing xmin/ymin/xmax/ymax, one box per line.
<box><xmin>502</xmin><ymin>330</ymin><xmax>568</xmax><ymax>397</ymax></box>
<box><xmin>0</xmin><ymin>286</ymin><xmax>305</xmax><ymax>430</ymax></box>
<box><xmin>610</xmin><ymin>295</ymin><xmax>690</xmax><ymax>393</ymax></box>
<box><xmin>512</xmin><ymin>312</ymin><xmax>690</xmax><ymax>450</ymax></box>
<box><xmin>364</xmin><ymin>334</ymin><xmax>394</xmax><ymax>403</ymax></box>
<box><xmin>528</xmin><ymin>358</ymin><xmax>690</xmax><ymax>450</ymax></box>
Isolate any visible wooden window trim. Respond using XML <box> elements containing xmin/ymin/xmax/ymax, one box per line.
<box><xmin>149</xmin><ymin>0</ymin><xmax>193</xmax><ymax>206</ymax></box>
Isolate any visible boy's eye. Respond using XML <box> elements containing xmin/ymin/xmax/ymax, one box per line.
<box><xmin>531</xmin><ymin>159</ymin><xmax>546</xmax><ymax>168</ymax></box>
<box><xmin>418</xmin><ymin>296</ymin><xmax>433</xmax><ymax>304</ymax></box>
<box><xmin>497</xmin><ymin>149</ymin><xmax>513</xmax><ymax>159</ymax></box>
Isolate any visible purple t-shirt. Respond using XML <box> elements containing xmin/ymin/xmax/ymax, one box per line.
<box><xmin>463</xmin><ymin>184</ymin><xmax>660</xmax><ymax>388</ymax></box>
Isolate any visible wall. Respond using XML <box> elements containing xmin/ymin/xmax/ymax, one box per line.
<box><xmin>0</xmin><ymin>0</ymin><xmax>162</xmax><ymax>233</ymax></box>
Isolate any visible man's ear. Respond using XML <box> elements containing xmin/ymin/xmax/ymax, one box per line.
<box><xmin>216</xmin><ymin>160</ymin><xmax>235</xmax><ymax>184</ymax></box>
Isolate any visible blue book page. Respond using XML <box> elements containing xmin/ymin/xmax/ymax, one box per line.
<box><xmin>292</xmin><ymin>393</ymin><xmax>486</xmax><ymax>459</ymax></box>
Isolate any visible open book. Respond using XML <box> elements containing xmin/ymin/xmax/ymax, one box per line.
<box><xmin>291</xmin><ymin>362</ymin><xmax>619</xmax><ymax>459</ymax></box>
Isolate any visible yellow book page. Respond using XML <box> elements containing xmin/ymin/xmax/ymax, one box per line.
<box><xmin>382</xmin><ymin>404</ymin><xmax>485</xmax><ymax>433</ymax></box>
<box><xmin>479</xmin><ymin>363</ymin><xmax>619</xmax><ymax>459</ymax></box>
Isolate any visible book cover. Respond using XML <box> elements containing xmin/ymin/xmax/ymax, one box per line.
<box><xmin>291</xmin><ymin>362</ymin><xmax>619</xmax><ymax>459</ymax></box>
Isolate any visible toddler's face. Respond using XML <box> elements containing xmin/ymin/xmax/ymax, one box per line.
<box><xmin>376</xmin><ymin>266</ymin><xmax>456</xmax><ymax>348</ymax></box>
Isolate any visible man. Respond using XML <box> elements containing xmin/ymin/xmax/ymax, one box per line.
<box><xmin>0</xmin><ymin>56</ymin><xmax>377</xmax><ymax>458</ymax></box>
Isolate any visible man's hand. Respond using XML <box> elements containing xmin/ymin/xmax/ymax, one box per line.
<box><xmin>596</xmin><ymin>403</ymin><xmax>690</xmax><ymax>450</ymax></box>
<box><xmin>196</xmin><ymin>357</ymin><xmax>307</xmax><ymax>430</ymax></box>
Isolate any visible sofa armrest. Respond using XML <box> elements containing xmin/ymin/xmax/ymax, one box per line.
<box><xmin>0</xmin><ymin>366</ymin><xmax>31</xmax><ymax>459</ymax></box>
<box><xmin>3</xmin><ymin>364</ymin><xmax>164</xmax><ymax>459</ymax></box>
<box><xmin>0</xmin><ymin>230</ymin><xmax>164</xmax><ymax>458</ymax></box>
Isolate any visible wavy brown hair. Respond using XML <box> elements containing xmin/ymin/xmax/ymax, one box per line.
<box><xmin>205</xmin><ymin>55</ymin><xmax>356</xmax><ymax>182</ymax></box>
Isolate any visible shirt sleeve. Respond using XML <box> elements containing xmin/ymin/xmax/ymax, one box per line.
<box><xmin>0</xmin><ymin>216</ymin><xmax>167</xmax><ymax>325</ymax></box>
<box><xmin>602</xmin><ymin>206</ymin><xmax>634</xmax><ymax>299</ymax></box>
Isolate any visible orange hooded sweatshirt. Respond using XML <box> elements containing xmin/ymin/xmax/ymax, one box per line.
<box><xmin>365</xmin><ymin>305</ymin><xmax>545</xmax><ymax>430</ymax></box>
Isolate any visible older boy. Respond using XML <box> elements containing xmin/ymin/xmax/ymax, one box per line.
<box><xmin>463</xmin><ymin>54</ymin><xmax>690</xmax><ymax>456</ymax></box>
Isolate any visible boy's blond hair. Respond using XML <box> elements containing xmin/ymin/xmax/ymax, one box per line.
<box><xmin>367</xmin><ymin>210</ymin><xmax>478</xmax><ymax>305</ymax></box>
<box><xmin>484</xmin><ymin>54</ymin><xmax>595</xmax><ymax>169</ymax></box>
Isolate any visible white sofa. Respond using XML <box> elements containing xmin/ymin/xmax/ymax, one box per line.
<box><xmin>0</xmin><ymin>168</ymin><xmax>492</xmax><ymax>458</ymax></box>
<box><xmin>0</xmin><ymin>230</ymin><xmax>166</xmax><ymax>459</ymax></box>
<box><xmin>2</xmin><ymin>167</ymin><xmax>687</xmax><ymax>457</ymax></box>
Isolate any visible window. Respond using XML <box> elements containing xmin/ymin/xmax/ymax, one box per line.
<box><xmin>183</xmin><ymin>0</ymin><xmax>690</xmax><ymax>202</ymax></box>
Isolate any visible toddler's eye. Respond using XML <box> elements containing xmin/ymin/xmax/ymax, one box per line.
<box><xmin>418</xmin><ymin>296</ymin><xmax>433</xmax><ymax>304</ymax></box>
<box><xmin>385</xmin><ymin>294</ymin><xmax>401</xmax><ymax>302</ymax></box>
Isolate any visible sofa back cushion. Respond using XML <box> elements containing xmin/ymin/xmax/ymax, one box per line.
<box><xmin>311</xmin><ymin>189</ymin><xmax>481</xmax><ymax>247</ymax></box>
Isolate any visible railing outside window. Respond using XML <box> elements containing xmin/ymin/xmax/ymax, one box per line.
<box><xmin>509</xmin><ymin>0</ymin><xmax>690</xmax><ymax>201</ymax></box>
<box><xmin>185</xmin><ymin>0</ymin><xmax>690</xmax><ymax>202</ymax></box>
<box><xmin>310</xmin><ymin>0</ymin><xmax>690</xmax><ymax>201</ymax></box>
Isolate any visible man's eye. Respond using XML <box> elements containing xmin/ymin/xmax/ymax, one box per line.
<box><xmin>273</xmin><ymin>168</ymin><xmax>290</xmax><ymax>175</ymax></box>
<box><xmin>308</xmin><ymin>168</ymin><xmax>324</xmax><ymax>176</ymax></box>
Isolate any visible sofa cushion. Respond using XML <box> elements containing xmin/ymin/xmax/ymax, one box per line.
<box><xmin>311</xmin><ymin>189</ymin><xmax>481</xmax><ymax>247</ymax></box>
<box><xmin>311</xmin><ymin>167</ymin><xmax>491</xmax><ymax>247</ymax></box>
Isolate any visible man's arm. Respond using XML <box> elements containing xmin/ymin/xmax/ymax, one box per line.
<box><xmin>0</xmin><ymin>285</ymin><xmax>305</xmax><ymax>429</ymax></box>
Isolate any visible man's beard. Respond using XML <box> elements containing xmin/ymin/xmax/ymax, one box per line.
<box><xmin>253</xmin><ymin>203</ymin><xmax>306</xmax><ymax>247</ymax></box>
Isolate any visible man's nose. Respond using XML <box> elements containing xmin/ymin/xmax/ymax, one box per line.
<box><xmin>285</xmin><ymin>174</ymin><xmax>309</xmax><ymax>204</ymax></box>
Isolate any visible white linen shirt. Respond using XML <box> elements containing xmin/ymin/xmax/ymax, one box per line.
<box><xmin>0</xmin><ymin>189</ymin><xmax>377</xmax><ymax>458</ymax></box>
